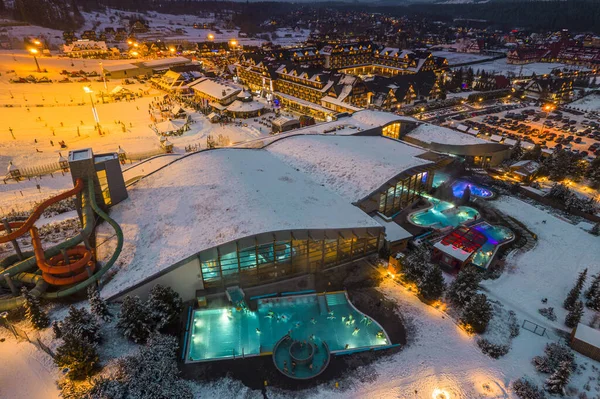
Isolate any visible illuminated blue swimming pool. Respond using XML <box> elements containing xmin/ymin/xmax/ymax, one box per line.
<box><xmin>409</xmin><ymin>198</ymin><xmax>480</xmax><ymax>229</ymax></box>
<box><xmin>452</xmin><ymin>180</ymin><xmax>494</xmax><ymax>199</ymax></box>
<box><xmin>186</xmin><ymin>292</ymin><xmax>391</xmax><ymax>363</ymax></box>
<box><xmin>470</xmin><ymin>222</ymin><xmax>514</xmax><ymax>268</ymax></box>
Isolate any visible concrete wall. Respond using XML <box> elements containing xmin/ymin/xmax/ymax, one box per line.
<box><xmin>116</xmin><ymin>256</ymin><xmax>204</xmax><ymax>302</ymax></box>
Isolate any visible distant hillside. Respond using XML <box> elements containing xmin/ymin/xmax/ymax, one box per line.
<box><xmin>11</xmin><ymin>0</ymin><xmax>84</xmax><ymax>30</ymax></box>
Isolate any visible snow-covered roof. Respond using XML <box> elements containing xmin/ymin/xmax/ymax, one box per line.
<box><xmin>574</xmin><ymin>323</ymin><xmax>600</xmax><ymax>348</ymax></box>
<box><xmin>154</xmin><ymin>119</ymin><xmax>186</xmax><ymax>133</ymax></box>
<box><xmin>504</xmin><ymin>138</ymin><xmax>518</xmax><ymax>146</ymax></box>
<box><xmin>267</xmin><ymin>135</ymin><xmax>431</xmax><ymax>203</ymax></box>
<box><xmin>226</xmin><ymin>100</ymin><xmax>265</xmax><ymax>113</ymax></box>
<box><xmin>372</xmin><ymin>214</ymin><xmax>413</xmax><ymax>242</ymax></box>
<box><xmin>349</xmin><ymin>110</ymin><xmax>415</xmax><ymax>128</ymax></box>
<box><xmin>141</xmin><ymin>56</ymin><xmax>190</xmax><ymax>68</ymax></box>
<box><xmin>407</xmin><ymin>124</ymin><xmax>488</xmax><ymax>146</ymax></box>
<box><xmin>490</xmin><ymin>134</ymin><xmax>503</xmax><ymax>142</ymax></box>
<box><xmin>521</xmin><ymin>142</ymin><xmax>536</xmax><ymax>150</ymax></box>
<box><xmin>98</xmin><ymin>149</ymin><xmax>380</xmax><ymax>298</ymax></box>
<box><xmin>103</xmin><ymin>63</ymin><xmax>138</xmax><ymax>72</ymax></box>
<box><xmin>190</xmin><ymin>78</ymin><xmax>241</xmax><ymax>100</ymax></box>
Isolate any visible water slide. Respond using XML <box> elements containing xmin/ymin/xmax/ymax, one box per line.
<box><xmin>0</xmin><ymin>178</ymin><xmax>123</xmax><ymax>310</ymax></box>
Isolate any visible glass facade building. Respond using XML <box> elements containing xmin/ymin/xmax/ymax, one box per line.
<box><xmin>378</xmin><ymin>171</ymin><xmax>430</xmax><ymax>216</ymax></box>
<box><xmin>198</xmin><ymin>230</ymin><xmax>382</xmax><ymax>289</ymax></box>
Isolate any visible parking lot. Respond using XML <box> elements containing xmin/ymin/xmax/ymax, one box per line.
<box><xmin>445</xmin><ymin>105</ymin><xmax>600</xmax><ymax>161</ymax></box>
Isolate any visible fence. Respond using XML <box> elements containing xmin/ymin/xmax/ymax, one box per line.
<box><xmin>522</xmin><ymin>319</ymin><xmax>547</xmax><ymax>337</ymax></box>
<box><xmin>1</xmin><ymin>320</ymin><xmax>55</xmax><ymax>358</ymax></box>
<box><xmin>126</xmin><ymin>148</ymin><xmax>167</xmax><ymax>162</ymax></box>
<box><xmin>18</xmin><ymin>162</ymin><xmax>65</xmax><ymax>179</ymax></box>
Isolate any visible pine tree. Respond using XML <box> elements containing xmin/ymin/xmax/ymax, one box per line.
<box><xmin>532</xmin><ymin>343</ymin><xmax>575</xmax><ymax>374</ymax></box>
<box><xmin>590</xmin><ymin>222</ymin><xmax>600</xmax><ymax>236</ymax></box>
<box><xmin>447</xmin><ymin>266</ymin><xmax>480</xmax><ymax>309</ymax></box>
<box><xmin>585</xmin><ymin>274</ymin><xmax>600</xmax><ymax>310</ymax></box>
<box><xmin>21</xmin><ymin>287</ymin><xmax>49</xmax><ymax>329</ymax></box>
<box><xmin>564</xmin><ymin>300</ymin><xmax>584</xmax><ymax>328</ymax></box>
<box><xmin>460</xmin><ymin>293</ymin><xmax>492</xmax><ymax>334</ymax></box>
<box><xmin>563</xmin><ymin>268</ymin><xmax>587</xmax><ymax>311</ymax></box>
<box><xmin>117</xmin><ymin>295</ymin><xmax>153</xmax><ymax>343</ymax></box>
<box><xmin>61</xmin><ymin>306</ymin><xmax>101</xmax><ymax>344</ymax></box>
<box><xmin>88</xmin><ymin>334</ymin><xmax>193</xmax><ymax>398</ymax></box>
<box><xmin>461</xmin><ymin>185</ymin><xmax>471</xmax><ymax>205</ymax></box>
<box><xmin>52</xmin><ymin>320</ymin><xmax>62</xmax><ymax>339</ymax></box>
<box><xmin>418</xmin><ymin>264</ymin><xmax>446</xmax><ymax>301</ymax></box>
<box><xmin>147</xmin><ymin>285</ymin><xmax>183</xmax><ymax>331</ymax></box>
<box><xmin>55</xmin><ymin>335</ymin><xmax>99</xmax><ymax>380</ymax></box>
<box><xmin>88</xmin><ymin>285</ymin><xmax>112</xmax><ymax>322</ymax></box>
<box><xmin>510</xmin><ymin>141</ymin><xmax>524</xmax><ymax>161</ymax></box>
<box><xmin>512</xmin><ymin>378</ymin><xmax>546</xmax><ymax>399</ymax></box>
<box><xmin>544</xmin><ymin>360</ymin><xmax>571</xmax><ymax>395</ymax></box>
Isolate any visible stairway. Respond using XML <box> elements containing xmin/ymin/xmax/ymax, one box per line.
<box><xmin>325</xmin><ymin>292</ymin><xmax>347</xmax><ymax>307</ymax></box>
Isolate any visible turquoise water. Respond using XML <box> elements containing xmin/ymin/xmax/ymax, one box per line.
<box><xmin>409</xmin><ymin>198</ymin><xmax>480</xmax><ymax>229</ymax></box>
<box><xmin>187</xmin><ymin>292</ymin><xmax>389</xmax><ymax>362</ymax></box>
<box><xmin>470</xmin><ymin>222</ymin><xmax>514</xmax><ymax>268</ymax></box>
<box><xmin>272</xmin><ymin>336</ymin><xmax>331</xmax><ymax>379</ymax></box>
<box><xmin>432</xmin><ymin>172</ymin><xmax>450</xmax><ymax>188</ymax></box>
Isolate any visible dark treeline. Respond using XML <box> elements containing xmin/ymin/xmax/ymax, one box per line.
<box><xmin>8</xmin><ymin>0</ymin><xmax>600</xmax><ymax>34</ymax></box>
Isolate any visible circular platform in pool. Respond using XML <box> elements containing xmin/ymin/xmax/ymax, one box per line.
<box><xmin>273</xmin><ymin>335</ymin><xmax>331</xmax><ymax>379</ymax></box>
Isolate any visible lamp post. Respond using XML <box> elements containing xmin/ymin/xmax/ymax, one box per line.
<box><xmin>83</xmin><ymin>86</ymin><xmax>101</xmax><ymax>135</ymax></box>
<box><xmin>29</xmin><ymin>48</ymin><xmax>41</xmax><ymax>73</ymax></box>
<box><xmin>99</xmin><ymin>61</ymin><xmax>107</xmax><ymax>90</ymax></box>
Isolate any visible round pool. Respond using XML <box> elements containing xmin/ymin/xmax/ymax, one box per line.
<box><xmin>289</xmin><ymin>341</ymin><xmax>314</xmax><ymax>365</ymax></box>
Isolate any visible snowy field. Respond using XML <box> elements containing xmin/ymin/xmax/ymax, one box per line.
<box><xmin>0</xmin><ymin>8</ymin><xmax>311</xmax><ymax>50</ymax></box>
<box><xmin>0</xmin><ymin>51</ymin><xmax>274</xmax><ymax>175</ymax></box>
<box><xmin>483</xmin><ymin>196</ymin><xmax>600</xmax><ymax>331</ymax></box>
<box><xmin>455</xmin><ymin>59</ymin><xmax>572</xmax><ymax>76</ymax></box>
<box><xmin>567</xmin><ymin>93</ymin><xmax>600</xmax><ymax>113</ymax></box>
<box><xmin>431</xmin><ymin>51</ymin><xmax>492</xmax><ymax>66</ymax></box>
<box><xmin>0</xmin><ymin>330</ymin><xmax>61</xmax><ymax>399</ymax></box>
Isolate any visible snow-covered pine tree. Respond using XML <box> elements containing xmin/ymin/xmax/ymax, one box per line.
<box><xmin>532</xmin><ymin>343</ymin><xmax>575</xmax><ymax>374</ymax></box>
<box><xmin>585</xmin><ymin>273</ymin><xmax>600</xmax><ymax>300</ymax></box>
<box><xmin>117</xmin><ymin>295</ymin><xmax>153</xmax><ymax>343</ymax></box>
<box><xmin>564</xmin><ymin>300</ymin><xmax>584</xmax><ymax>328</ymax></box>
<box><xmin>402</xmin><ymin>244</ymin><xmax>432</xmax><ymax>284</ymax></box>
<box><xmin>52</xmin><ymin>320</ymin><xmax>62</xmax><ymax>339</ymax></box>
<box><xmin>544</xmin><ymin>360</ymin><xmax>572</xmax><ymax>395</ymax></box>
<box><xmin>447</xmin><ymin>266</ymin><xmax>480</xmax><ymax>309</ymax></box>
<box><xmin>563</xmin><ymin>268</ymin><xmax>587</xmax><ymax>311</ymax></box>
<box><xmin>21</xmin><ymin>286</ymin><xmax>49</xmax><ymax>329</ymax></box>
<box><xmin>147</xmin><ymin>284</ymin><xmax>183</xmax><ymax>331</ymax></box>
<box><xmin>512</xmin><ymin>377</ymin><xmax>546</xmax><ymax>399</ymax></box>
<box><xmin>87</xmin><ymin>285</ymin><xmax>112</xmax><ymax>322</ymax></box>
<box><xmin>61</xmin><ymin>306</ymin><xmax>101</xmax><ymax>344</ymax></box>
<box><xmin>590</xmin><ymin>222</ymin><xmax>600</xmax><ymax>236</ymax></box>
<box><xmin>460</xmin><ymin>293</ymin><xmax>492</xmax><ymax>334</ymax></box>
<box><xmin>89</xmin><ymin>334</ymin><xmax>193</xmax><ymax>398</ymax></box>
<box><xmin>54</xmin><ymin>334</ymin><xmax>99</xmax><ymax>380</ymax></box>
<box><xmin>418</xmin><ymin>264</ymin><xmax>446</xmax><ymax>301</ymax></box>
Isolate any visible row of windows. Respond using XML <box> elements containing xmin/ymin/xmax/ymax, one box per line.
<box><xmin>200</xmin><ymin>235</ymin><xmax>381</xmax><ymax>288</ymax></box>
<box><xmin>378</xmin><ymin>172</ymin><xmax>429</xmax><ymax>216</ymax></box>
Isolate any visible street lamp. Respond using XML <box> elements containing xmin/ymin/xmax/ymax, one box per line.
<box><xmin>83</xmin><ymin>86</ymin><xmax>101</xmax><ymax>135</ymax></box>
<box><xmin>208</xmin><ymin>33</ymin><xmax>214</xmax><ymax>40</ymax></box>
<box><xmin>169</xmin><ymin>47</ymin><xmax>176</xmax><ymax>54</ymax></box>
<box><xmin>28</xmin><ymin>48</ymin><xmax>41</xmax><ymax>73</ymax></box>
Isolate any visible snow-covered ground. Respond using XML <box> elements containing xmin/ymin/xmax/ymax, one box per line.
<box><xmin>407</xmin><ymin>123</ymin><xmax>488</xmax><ymax>146</ymax></box>
<box><xmin>0</xmin><ymin>8</ymin><xmax>310</xmax><ymax>50</ymax></box>
<box><xmin>455</xmin><ymin>59</ymin><xmax>573</xmax><ymax>76</ymax></box>
<box><xmin>482</xmin><ymin>196</ymin><xmax>600</xmax><ymax>331</ymax></box>
<box><xmin>567</xmin><ymin>93</ymin><xmax>600</xmax><ymax>113</ymax></box>
<box><xmin>0</xmin><ymin>330</ymin><xmax>61</xmax><ymax>399</ymax></box>
<box><xmin>0</xmin><ymin>51</ymin><xmax>276</xmax><ymax>173</ymax></box>
<box><xmin>431</xmin><ymin>51</ymin><xmax>492</xmax><ymax>66</ymax></box>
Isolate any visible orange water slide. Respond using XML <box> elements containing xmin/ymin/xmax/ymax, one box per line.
<box><xmin>30</xmin><ymin>226</ymin><xmax>96</xmax><ymax>286</ymax></box>
<box><xmin>0</xmin><ymin>178</ymin><xmax>84</xmax><ymax>243</ymax></box>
